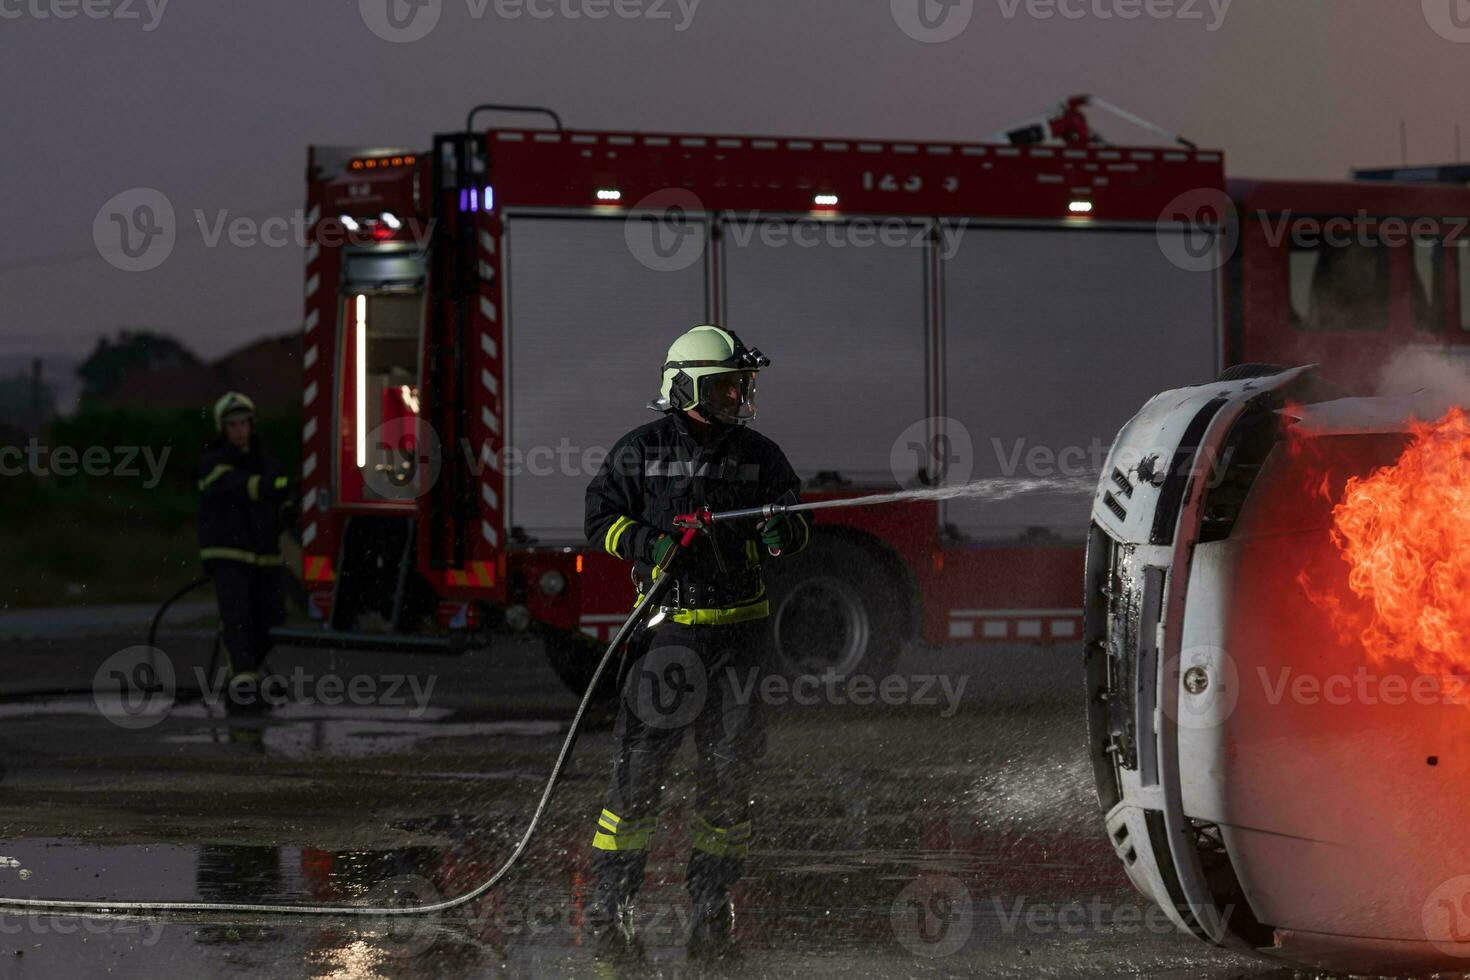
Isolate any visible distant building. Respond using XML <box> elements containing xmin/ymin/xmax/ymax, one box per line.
<box><xmin>104</xmin><ymin>333</ymin><xmax>302</xmax><ymax>417</ymax></box>
<box><xmin>0</xmin><ymin>358</ymin><xmax>59</xmax><ymax>438</ymax></box>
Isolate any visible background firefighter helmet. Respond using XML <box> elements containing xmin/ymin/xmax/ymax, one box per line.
<box><xmin>213</xmin><ymin>391</ymin><xmax>256</xmax><ymax>432</ymax></box>
<box><xmin>651</xmin><ymin>325</ymin><xmax>770</xmax><ymax>424</ymax></box>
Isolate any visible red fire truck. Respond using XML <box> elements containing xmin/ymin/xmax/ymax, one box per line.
<box><xmin>284</xmin><ymin>99</ymin><xmax>1470</xmax><ymax>692</ymax></box>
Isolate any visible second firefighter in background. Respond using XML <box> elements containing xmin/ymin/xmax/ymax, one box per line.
<box><xmin>583</xmin><ymin>324</ymin><xmax>809</xmax><ymax>956</ymax></box>
<box><xmin>197</xmin><ymin>391</ymin><xmax>295</xmax><ymax>708</ymax></box>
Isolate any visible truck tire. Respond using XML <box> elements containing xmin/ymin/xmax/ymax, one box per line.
<box><xmin>544</xmin><ymin>632</ymin><xmax>620</xmax><ymax>703</ymax></box>
<box><xmin>1216</xmin><ymin>363</ymin><xmax>1284</xmax><ymax>382</ymax></box>
<box><xmin>764</xmin><ymin>537</ymin><xmax>904</xmax><ymax>681</ymax></box>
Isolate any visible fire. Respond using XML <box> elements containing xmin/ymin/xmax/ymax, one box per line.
<box><xmin>1314</xmin><ymin>408</ymin><xmax>1470</xmax><ymax>681</ymax></box>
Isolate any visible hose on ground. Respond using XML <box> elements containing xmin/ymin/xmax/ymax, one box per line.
<box><xmin>0</xmin><ymin>567</ymin><xmax>677</xmax><ymax>919</ymax></box>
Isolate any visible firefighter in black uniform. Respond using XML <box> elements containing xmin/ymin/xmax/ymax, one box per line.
<box><xmin>583</xmin><ymin>325</ymin><xmax>810</xmax><ymax>958</ymax></box>
<box><xmin>197</xmin><ymin>392</ymin><xmax>295</xmax><ymax>709</ymax></box>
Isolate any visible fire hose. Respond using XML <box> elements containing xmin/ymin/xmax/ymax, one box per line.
<box><xmin>1</xmin><ymin>492</ymin><xmax>928</xmax><ymax>920</ymax></box>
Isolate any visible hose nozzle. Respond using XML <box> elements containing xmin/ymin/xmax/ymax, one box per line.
<box><xmin>703</xmin><ymin>502</ymin><xmax>787</xmax><ymax>524</ymax></box>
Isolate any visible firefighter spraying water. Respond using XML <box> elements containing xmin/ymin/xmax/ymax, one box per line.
<box><xmin>579</xmin><ymin>323</ymin><xmax>1098</xmax><ymax>960</ymax></box>
<box><xmin>581</xmin><ymin>324</ymin><xmax>807</xmax><ymax>959</ymax></box>
<box><xmin>2</xmin><ymin>342</ymin><xmax>1079</xmax><ymax>927</ymax></box>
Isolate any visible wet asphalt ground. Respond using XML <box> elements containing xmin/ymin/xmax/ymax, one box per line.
<box><xmin>0</xmin><ymin>616</ymin><xmax>1325</xmax><ymax>978</ymax></box>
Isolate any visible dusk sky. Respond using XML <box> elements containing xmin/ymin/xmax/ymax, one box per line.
<box><xmin>2</xmin><ymin>0</ymin><xmax>1466</xmax><ymax>378</ymax></box>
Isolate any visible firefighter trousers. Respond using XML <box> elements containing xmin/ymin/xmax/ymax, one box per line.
<box><xmin>590</xmin><ymin>619</ymin><xmax>767</xmax><ymax>906</ymax></box>
<box><xmin>212</xmin><ymin>561</ymin><xmax>285</xmax><ymax>674</ymax></box>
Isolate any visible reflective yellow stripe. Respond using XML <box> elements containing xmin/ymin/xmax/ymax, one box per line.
<box><xmin>670</xmin><ymin>600</ymin><xmax>769</xmax><ymax>626</ymax></box>
<box><xmin>591</xmin><ymin>809</ymin><xmax>655</xmax><ymax>851</ymax></box>
<box><xmin>604</xmin><ymin>516</ymin><xmax>635</xmax><ymax>556</ymax></box>
<box><xmin>273</xmin><ymin>476</ymin><xmax>290</xmax><ymax>490</ymax></box>
<box><xmin>691</xmin><ymin>814</ymin><xmax>752</xmax><ymax>858</ymax></box>
<box><xmin>634</xmin><ymin>588</ymin><xmax>769</xmax><ymax>625</ymax></box>
<box><xmin>198</xmin><ymin>464</ymin><xmax>233</xmax><ymax>491</ymax></box>
<box><xmin>745</xmin><ymin>540</ymin><xmax>758</xmax><ymax>566</ymax></box>
<box><xmin>247</xmin><ymin>475</ymin><xmax>262</xmax><ymax>501</ymax></box>
<box><xmin>593</xmin><ymin>830</ymin><xmax>654</xmax><ymax>851</ymax></box>
<box><xmin>609</xmin><ymin>518</ymin><xmax>636</xmax><ymax>556</ymax></box>
<box><xmin>201</xmin><ymin>548</ymin><xmax>284</xmax><ymax>567</ymax></box>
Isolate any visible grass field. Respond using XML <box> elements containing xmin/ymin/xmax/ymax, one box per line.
<box><xmin>1</xmin><ymin>407</ymin><xmax>300</xmax><ymax>609</ymax></box>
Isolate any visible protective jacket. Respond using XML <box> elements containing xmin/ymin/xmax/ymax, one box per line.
<box><xmin>196</xmin><ymin>436</ymin><xmax>293</xmax><ymax>569</ymax></box>
<box><xmin>585</xmin><ymin>412</ymin><xmax>810</xmax><ymax>624</ymax></box>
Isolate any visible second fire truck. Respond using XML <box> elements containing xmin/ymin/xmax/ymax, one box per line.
<box><xmin>285</xmin><ymin>100</ymin><xmax>1470</xmax><ymax>692</ymax></box>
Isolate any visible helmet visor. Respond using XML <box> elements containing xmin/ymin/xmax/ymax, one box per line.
<box><xmin>698</xmin><ymin>371</ymin><xmax>757</xmax><ymax>424</ymax></box>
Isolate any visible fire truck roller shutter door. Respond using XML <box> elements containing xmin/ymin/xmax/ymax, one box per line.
<box><xmin>941</xmin><ymin>225</ymin><xmax>1220</xmax><ymax>542</ymax></box>
<box><xmin>507</xmin><ymin>217</ymin><xmax>708</xmax><ymax>543</ymax></box>
<box><xmin>720</xmin><ymin>217</ymin><xmax>930</xmax><ymax>486</ymax></box>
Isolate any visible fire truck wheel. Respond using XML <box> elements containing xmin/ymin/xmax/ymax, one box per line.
<box><xmin>544</xmin><ymin>633</ymin><xmax>620</xmax><ymax>703</ymax></box>
<box><xmin>765</xmin><ymin>537</ymin><xmax>902</xmax><ymax>682</ymax></box>
<box><xmin>1216</xmin><ymin>362</ymin><xmax>1284</xmax><ymax>382</ymax></box>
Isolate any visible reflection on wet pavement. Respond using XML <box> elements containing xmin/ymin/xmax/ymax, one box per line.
<box><xmin>0</xmin><ymin>638</ymin><xmax>1299</xmax><ymax>977</ymax></box>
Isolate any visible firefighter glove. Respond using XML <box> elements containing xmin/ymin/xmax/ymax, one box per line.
<box><xmin>760</xmin><ymin>514</ymin><xmax>795</xmax><ymax>551</ymax></box>
<box><xmin>651</xmin><ymin>533</ymin><xmax>677</xmax><ymax>568</ymax></box>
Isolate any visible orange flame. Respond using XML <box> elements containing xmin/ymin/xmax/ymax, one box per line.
<box><xmin>1317</xmin><ymin>407</ymin><xmax>1470</xmax><ymax>680</ymax></box>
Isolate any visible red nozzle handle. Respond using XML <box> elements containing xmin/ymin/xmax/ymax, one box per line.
<box><xmin>673</xmin><ymin>508</ymin><xmax>713</xmax><ymax>547</ymax></box>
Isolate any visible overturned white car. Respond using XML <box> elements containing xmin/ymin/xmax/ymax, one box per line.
<box><xmin>1085</xmin><ymin>364</ymin><xmax>1470</xmax><ymax>975</ymax></box>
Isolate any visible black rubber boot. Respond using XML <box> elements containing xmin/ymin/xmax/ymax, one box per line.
<box><xmin>225</xmin><ymin>670</ymin><xmax>269</xmax><ymax>714</ymax></box>
<box><xmin>686</xmin><ymin>851</ymin><xmax>739</xmax><ymax>961</ymax></box>
<box><xmin>585</xmin><ymin>851</ymin><xmax>646</xmax><ymax>959</ymax></box>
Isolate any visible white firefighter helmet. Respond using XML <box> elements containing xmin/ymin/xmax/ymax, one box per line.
<box><xmin>650</xmin><ymin>325</ymin><xmax>770</xmax><ymax>424</ymax></box>
<box><xmin>213</xmin><ymin>391</ymin><xmax>256</xmax><ymax>431</ymax></box>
